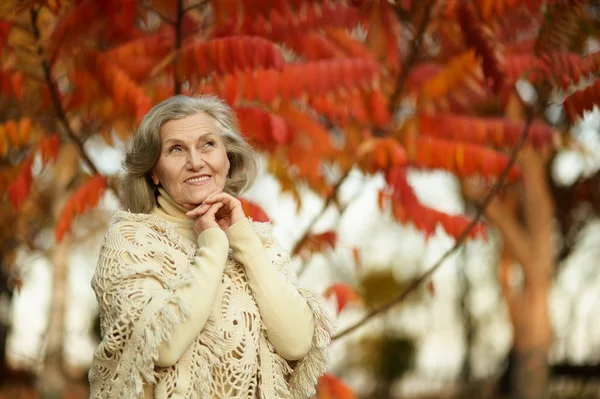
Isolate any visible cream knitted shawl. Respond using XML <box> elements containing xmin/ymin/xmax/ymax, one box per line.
<box><xmin>88</xmin><ymin>211</ymin><xmax>334</xmax><ymax>398</ymax></box>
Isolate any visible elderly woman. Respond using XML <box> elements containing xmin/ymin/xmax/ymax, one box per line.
<box><xmin>88</xmin><ymin>95</ymin><xmax>334</xmax><ymax>399</ymax></box>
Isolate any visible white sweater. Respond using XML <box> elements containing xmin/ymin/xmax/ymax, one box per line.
<box><xmin>88</xmin><ymin>191</ymin><xmax>334</xmax><ymax>398</ymax></box>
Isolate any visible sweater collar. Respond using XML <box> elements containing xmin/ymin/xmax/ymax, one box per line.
<box><xmin>151</xmin><ymin>188</ymin><xmax>195</xmax><ymax>241</ymax></box>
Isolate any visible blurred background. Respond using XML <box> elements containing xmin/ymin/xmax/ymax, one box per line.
<box><xmin>2</xmin><ymin>0</ymin><xmax>600</xmax><ymax>398</ymax></box>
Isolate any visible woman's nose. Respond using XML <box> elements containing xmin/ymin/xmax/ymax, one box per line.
<box><xmin>186</xmin><ymin>151</ymin><xmax>205</xmax><ymax>170</ymax></box>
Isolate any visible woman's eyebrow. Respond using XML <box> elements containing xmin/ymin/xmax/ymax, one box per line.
<box><xmin>163</xmin><ymin>133</ymin><xmax>215</xmax><ymax>146</ymax></box>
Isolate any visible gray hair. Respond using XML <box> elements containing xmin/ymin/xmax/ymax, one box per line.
<box><xmin>121</xmin><ymin>95</ymin><xmax>259</xmax><ymax>213</ymax></box>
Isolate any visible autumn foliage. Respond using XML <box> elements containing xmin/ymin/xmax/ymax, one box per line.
<box><xmin>0</xmin><ymin>0</ymin><xmax>598</xmax><ymax>396</ymax></box>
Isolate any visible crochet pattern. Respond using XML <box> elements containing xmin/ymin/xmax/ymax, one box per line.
<box><xmin>89</xmin><ymin>211</ymin><xmax>334</xmax><ymax>399</ymax></box>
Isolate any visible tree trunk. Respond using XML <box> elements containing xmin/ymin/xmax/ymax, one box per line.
<box><xmin>462</xmin><ymin>148</ymin><xmax>554</xmax><ymax>399</ymax></box>
<box><xmin>37</xmin><ymin>241</ymin><xmax>70</xmax><ymax>397</ymax></box>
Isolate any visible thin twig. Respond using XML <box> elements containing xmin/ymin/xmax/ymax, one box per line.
<box><xmin>29</xmin><ymin>8</ymin><xmax>119</xmax><ymax>196</ymax></box>
<box><xmin>296</xmin><ymin>175</ymin><xmax>366</xmax><ymax>277</ymax></box>
<box><xmin>332</xmin><ymin>102</ymin><xmax>541</xmax><ymax>341</ymax></box>
<box><xmin>387</xmin><ymin>0</ymin><xmax>434</xmax><ymax>116</ymax></box>
<box><xmin>173</xmin><ymin>0</ymin><xmax>184</xmax><ymax>95</ymax></box>
<box><xmin>291</xmin><ymin>170</ymin><xmax>350</xmax><ymax>258</ymax></box>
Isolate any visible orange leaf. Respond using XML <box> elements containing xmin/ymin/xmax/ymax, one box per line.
<box><xmin>239</xmin><ymin>198</ymin><xmax>270</xmax><ymax>222</ymax></box>
<box><xmin>385</xmin><ymin>166</ymin><xmax>487</xmax><ymax>239</ymax></box>
<box><xmin>317</xmin><ymin>374</ymin><xmax>356</xmax><ymax>399</ymax></box>
<box><xmin>8</xmin><ymin>157</ymin><xmax>33</xmax><ymax>211</ymax></box>
<box><xmin>234</xmin><ymin>106</ymin><xmax>290</xmax><ymax>152</ymax></box>
<box><xmin>55</xmin><ymin>175</ymin><xmax>107</xmax><ymax>242</ymax></box>
<box><xmin>323</xmin><ymin>283</ymin><xmax>361</xmax><ymax>314</ymax></box>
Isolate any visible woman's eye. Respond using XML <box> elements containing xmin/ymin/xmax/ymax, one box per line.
<box><xmin>204</xmin><ymin>140</ymin><xmax>215</xmax><ymax>147</ymax></box>
<box><xmin>168</xmin><ymin>146</ymin><xmax>181</xmax><ymax>153</ymax></box>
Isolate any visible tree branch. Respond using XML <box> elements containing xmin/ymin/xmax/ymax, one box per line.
<box><xmin>387</xmin><ymin>0</ymin><xmax>434</xmax><ymax>116</ymax></box>
<box><xmin>292</xmin><ymin>170</ymin><xmax>350</xmax><ymax>259</ymax></box>
<box><xmin>332</xmin><ymin>103</ymin><xmax>541</xmax><ymax>342</ymax></box>
<box><xmin>29</xmin><ymin>7</ymin><xmax>119</xmax><ymax>196</ymax></box>
<box><xmin>173</xmin><ymin>0</ymin><xmax>185</xmax><ymax>95</ymax></box>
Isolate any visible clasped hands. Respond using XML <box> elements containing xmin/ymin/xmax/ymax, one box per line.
<box><xmin>185</xmin><ymin>189</ymin><xmax>246</xmax><ymax>237</ymax></box>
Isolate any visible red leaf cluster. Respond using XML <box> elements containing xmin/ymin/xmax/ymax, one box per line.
<box><xmin>0</xmin><ymin>118</ymin><xmax>33</xmax><ymax>153</ymax></box>
<box><xmin>86</xmin><ymin>52</ymin><xmax>153</xmax><ymax>121</ymax></box>
<box><xmin>357</xmin><ymin>137</ymin><xmax>407</xmax><ymax>174</ymax></box>
<box><xmin>212</xmin><ymin>1</ymin><xmax>361</xmax><ymax>41</ymax></box>
<box><xmin>457</xmin><ymin>2</ymin><xmax>506</xmax><ymax>93</ymax></box>
<box><xmin>0</xmin><ymin>70</ymin><xmax>23</xmax><ymax>100</ymax></box>
<box><xmin>563</xmin><ymin>79</ymin><xmax>600</xmax><ymax>122</ymax></box>
<box><xmin>56</xmin><ymin>175</ymin><xmax>107</xmax><ymax>242</ymax></box>
<box><xmin>198</xmin><ymin>59</ymin><xmax>378</xmax><ymax>108</ymax></box>
<box><xmin>235</xmin><ymin>106</ymin><xmax>289</xmax><ymax>152</ymax></box>
<box><xmin>8</xmin><ymin>157</ymin><xmax>33</xmax><ymax>211</ymax></box>
<box><xmin>385</xmin><ymin>167</ymin><xmax>487</xmax><ymax>239</ymax></box>
<box><xmin>405</xmin><ymin>135</ymin><xmax>521</xmax><ymax>181</ymax></box>
<box><xmin>419</xmin><ymin>114</ymin><xmax>556</xmax><ymax>150</ymax></box>
<box><xmin>7</xmin><ymin>135</ymin><xmax>60</xmax><ymax>210</ymax></box>
<box><xmin>180</xmin><ymin>36</ymin><xmax>285</xmax><ymax>79</ymax></box>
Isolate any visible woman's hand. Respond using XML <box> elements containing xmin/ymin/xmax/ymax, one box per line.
<box><xmin>192</xmin><ymin>202</ymin><xmax>224</xmax><ymax>239</ymax></box>
<box><xmin>186</xmin><ymin>192</ymin><xmax>246</xmax><ymax>231</ymax></box>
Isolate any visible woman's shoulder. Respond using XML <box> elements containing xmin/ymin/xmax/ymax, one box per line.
<box><xmin>102</xmin><ymin>210</ymin><xmax>181</xmax><ymax>249</ymax></box>
<box><xmin>248</xmin><ymin>218</ymin><xmax>275</xmax><ymax>247</ymax></box>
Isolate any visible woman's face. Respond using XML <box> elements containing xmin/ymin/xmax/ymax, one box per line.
<box><xmin>152</xmin><ymin>112</ymin><xmax>230</xmax><ymax>209</ymax></box>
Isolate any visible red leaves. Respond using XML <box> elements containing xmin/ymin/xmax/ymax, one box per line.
<box><xmin>317</xmin><ymin>374</ymin><xmax>356</xmax><ymax>399</ymax></box>
<box><xmin>86</xmin><ymin>52</ymin><xmax>153</xmax><ymax>122</ymax></box>
<box><xmin>0</xmin><ymin>70</ymin><xmax>23</xmax><ymax>100</ymax></box>
<box><xmin>0</xmin><ymin>118</ymin><xmax>33</xmax><ymax>154</ymax></box>
<box><xmin>212</xmin><ymin>1</ymin><xmax>361</xmax><ymax>42</ymax></box>
<box><xmin>180</xmin><ymin>36</ymin><xmax>285</xmax><ymax>80</ymax></box>
<box><xmin>278</xmin><ymin>59</ymin><xmax>378</xmax><ymax>101</ymax></box>
<box><xmin>197</xmin><ymin>59</ymin><xmax>378</xmax><ymax>107</ymax></box>
<box><xmin>234</xmin><ymin>106</ymin><xmax>289</xmax><ymax>152</ymax></box>
<box><xmin>238</xmin><ymin>198</ymin><xmax>270</xmax><ymax>222</ymax></box>
<box><xmin>295</xmin><ymin>231</ymin><xmax>337</xmax><ymax>260</ymax></box>
<box><xmin>385</xmin><ymin>166</ymin><xmax>487</xmax><ymax>239</ymax></box>
<box><xmin>8</xmin><ymin>157</ymin><xmax>33</xmax><ymax>211</ymax></box>
<box><xmin>419</xmin><ymin>114</ymin><xmax>557</xmax><ymax>150</ymax></box>
<box><xmin>405</xmin><ymin>134</ymin><xmax>521</xmax><ymax>181</ymax></box>
<box><xmin>365</xmin><ymin>0</ymin><xmax>401</xmax><ymax>72</ymax></box>
<box><xmin>56</xmin><ymin>175</ymin><xmax>107</xmax><ymax>242</ymax></box>
<box><xmin>563</xmin><ymin>79</ymin><xmax>600</xmax><ymax>122</ymax></box>
<box><xmin>457</xmin><ymin>2</ymin><xmax>506</xmax><ymax>94</ymax></box>
<box><xmin>356</xmin><ymin>137</ymin><xmax>407</xmax><ymax>174</ymax></box>
<box><xmin>323</xmin><ymin>283</ymin><xmax>361</xmax><ymax>314</ymax></box>
<box><xmin>7</xmin><ymin>135</ymin><xmax>60</xmax><ymax>210</ymax></box>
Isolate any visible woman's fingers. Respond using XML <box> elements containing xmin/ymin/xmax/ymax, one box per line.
<box><xmin>201</xmin><ymin>202</ymin><xmax>224</xmax><ymax>220</ymax></box>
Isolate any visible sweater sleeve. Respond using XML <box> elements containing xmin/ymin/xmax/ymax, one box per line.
<box><xmin>226</xmin><ymin>218</ymin><xmax>315</xmax><ymax>361</ymax></box>
<box><xmin>89</xmin><ymin>220</ymin><xmax>228</xmax><ymax>398</ymax></box>
<box><xmin>155</xmin><ymin>228</ymin><xmax>228</xmax><ymax>366</ymax></box>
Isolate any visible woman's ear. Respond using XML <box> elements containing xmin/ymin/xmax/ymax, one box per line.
<box><xmin>151</xmin><ymin>172</ymin><xmax>159</xmax><ymax>185</ymax></box>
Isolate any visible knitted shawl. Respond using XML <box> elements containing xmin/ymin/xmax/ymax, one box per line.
<box><xmin>88</xmin><ymin>211</ymin><xmax>334</xmax><ymax>398</ymax></box>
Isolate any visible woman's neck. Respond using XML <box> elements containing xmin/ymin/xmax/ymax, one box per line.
<box><xmin>151</xmin><ymin>188</ymin><xmax>195</xmax><ymax>242</ymax></box>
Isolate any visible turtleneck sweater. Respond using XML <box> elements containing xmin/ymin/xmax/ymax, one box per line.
<box><xmin>150</xmin><ymin>188</ymin><xmax>315</xmax><ymax>365</ymax></box>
